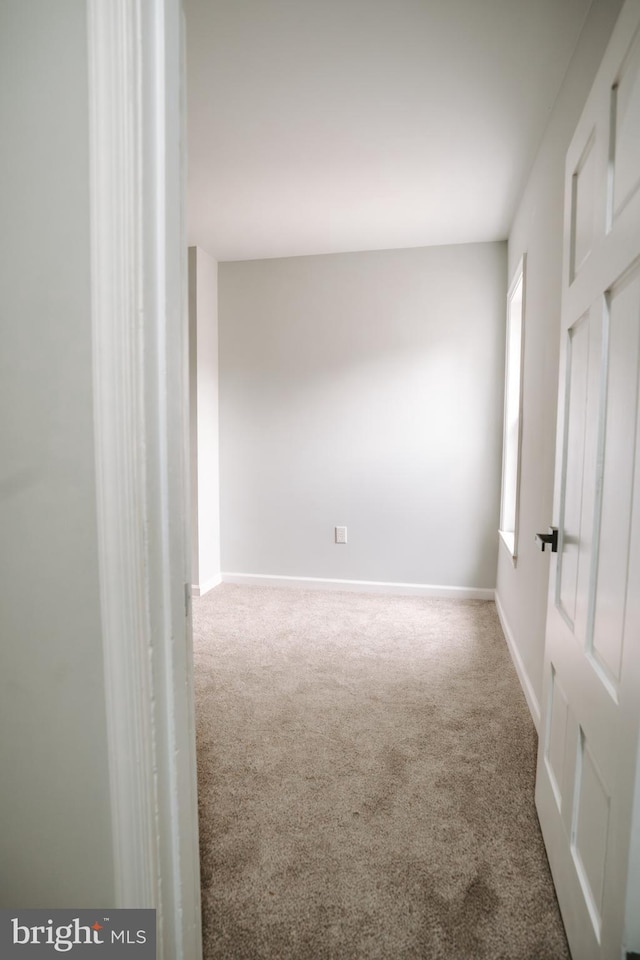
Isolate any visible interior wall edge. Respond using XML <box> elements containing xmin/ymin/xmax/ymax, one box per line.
<box><xmin>192</xmin><ymin>575</ymin><xmax>223</xmax><ymax>598</ymax></box>
<box><xmin>495</xmin><ymin>590</ymin><xmax>541</xmax><ymax>731</ymax></box>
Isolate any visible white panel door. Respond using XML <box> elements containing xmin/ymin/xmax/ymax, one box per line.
<box><xmin>536</xmin><ymin>2</ymin><xmax>640</xmax><ymax>958</ymax></box>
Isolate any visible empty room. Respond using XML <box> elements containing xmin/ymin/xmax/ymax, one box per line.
<box><xmin>1</xmin><ymin>1</ymin><xmax>639</xmax><ymax>959</ymax></box>
<box><xmin>186</xmin><ymin>0</ymin><xmax>640</xmax><ymax>957</ymax></box>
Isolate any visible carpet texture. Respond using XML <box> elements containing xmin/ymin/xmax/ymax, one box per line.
<box><xmin>193</xmin><ymin>584</ymin><xmax>570</xmax><ymax>960</ymax></box>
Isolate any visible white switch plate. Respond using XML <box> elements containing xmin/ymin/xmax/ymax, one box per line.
<box><xmin>335</xmin><ymin>526</ymin><xmax>347</xmax><ymax>544</ymax></box>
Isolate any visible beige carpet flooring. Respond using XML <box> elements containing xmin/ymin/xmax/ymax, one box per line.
<box><xmin>193</xmin><ymin>584</ymin><xmax>570</xmax><ymax>960</ymax></box>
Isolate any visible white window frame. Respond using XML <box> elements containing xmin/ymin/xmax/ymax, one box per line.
<box><xmin>499</xmin><ymin>255</ymin><xmax>526</xmax><ymax>563</ymax></box>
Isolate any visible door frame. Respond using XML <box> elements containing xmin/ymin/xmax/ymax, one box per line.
<box><xmin>87</xmin><ymin>1</ymin><xmax>202</xmax><ymax>957</ymax></box>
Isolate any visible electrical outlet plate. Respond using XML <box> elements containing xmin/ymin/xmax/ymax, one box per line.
<box><xmin>335</xmin><ymin>526</ymin><xmax>347</xmax><ymax>544</ymax></box>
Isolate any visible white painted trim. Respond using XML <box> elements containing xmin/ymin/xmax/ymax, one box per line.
<box><xmin>87</xmin><ymin>0</ymin><xmax>159</xmax><ymax>911</ymax></box>
<box><xmin>498</xmin><ymin>529</ymin><xmax>518</xmax><ymax>567</ymax></box>
<box><xmin>495</xmin><ymin>591</ymin><xmax>541</xmax><ymax>731</ymax></box>
<box><xmin>222</xmin><ymin>572</ymin><xmax>495</xmax><ymax>600</ymax></box>
<box><xmin>87</xmin><ymin>2</ymin><xmax>201</xmax><ymax>957</ymax></box>
<box><xmin>192</xmin><ymin>574</ymin><xmax>222</xmax><ymax>597</ymax></box>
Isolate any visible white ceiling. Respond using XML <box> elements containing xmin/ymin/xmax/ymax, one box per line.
<box><xmin>185</xmin><ymin>0</ymin><xmax>592</xmax><ymax>262</ymax></box>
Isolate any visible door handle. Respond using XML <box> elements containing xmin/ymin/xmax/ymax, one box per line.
<box><xmin>535</xmin><ymin>527</ymin><xmax>558</xmax><ymax>553</ymax></box>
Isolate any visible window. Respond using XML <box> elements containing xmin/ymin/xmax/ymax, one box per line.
<box><xmin>499</xmin><ymin>256</ymin><xmax>526</xmax><ymax>561</ymax></box>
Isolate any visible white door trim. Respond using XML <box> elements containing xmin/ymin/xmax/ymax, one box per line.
<box><xmin>87</xmin><ymin>1</ymin><xmax>202</xmax><ymax>956</ymax></box>
<box><xmin>87</xmin><ymin>0</ymin><xmax>158</xmax><ymax>910</ymax></box>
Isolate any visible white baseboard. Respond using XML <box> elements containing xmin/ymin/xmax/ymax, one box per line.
<box><xmin>192</xmin><ymin>574</ymin><xmax>222</xmax><ymax>598</ymax></box>
<box><xmin>221</xmin><ymin>572</ymin><xmax>495</xmax><ymax>601</ymax></box>
<box><xmin>494</xmin><ymin>591</ymin><xmax>541</xmax><ymax>732</ymax></box>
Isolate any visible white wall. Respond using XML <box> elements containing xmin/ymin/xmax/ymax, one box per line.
<box><xmin>189</xmin><ymin>246</ymin><xmax>221</xmax><ymax>595</ymax></box>
<box><xmin>0</xmin><ymin>0</ymin><xmax>115</xmax><ymax>906</ymax></box>
<box><xmin>219</xmin><ymin>242</ymin><xmax>506</xmax><ymax>589</ymax></box>
<box><xmin>495</xmin><ymin>0</ymin><xmax>624</xmax><ymax>723</ymax></box>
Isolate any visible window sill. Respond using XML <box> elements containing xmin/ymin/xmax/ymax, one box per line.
<box><xmin>499</xmin><ymin>529</ymin><xmax>517</xmax><ymax>566</ymax></box>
